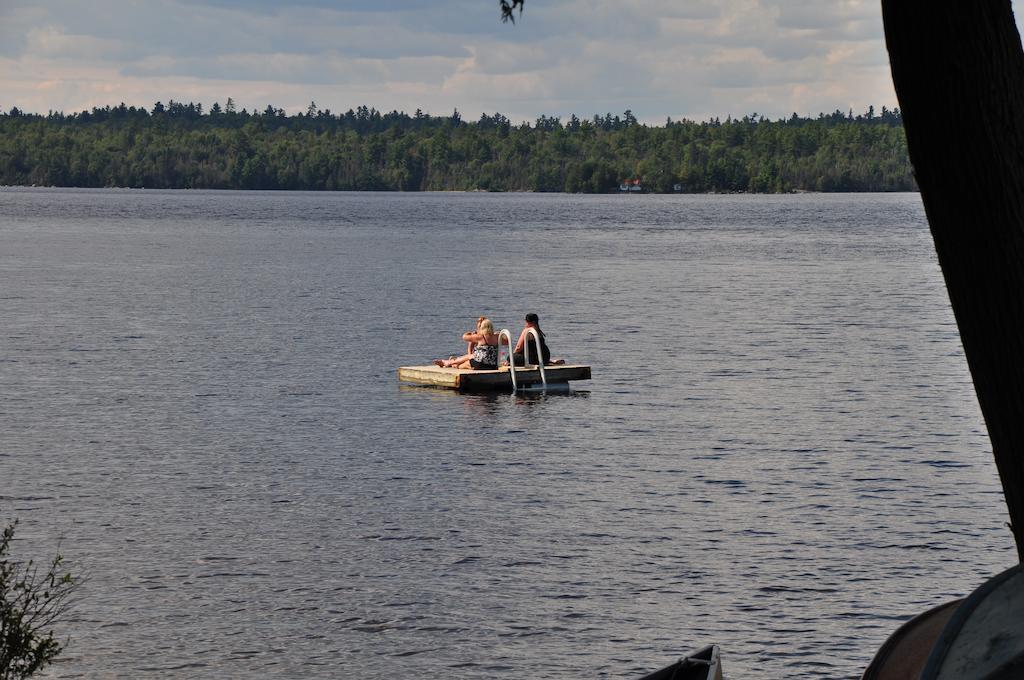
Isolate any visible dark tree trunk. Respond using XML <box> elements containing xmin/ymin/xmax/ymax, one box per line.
<box><xmin>882</xmin><ymin>2</ymin><xmax>1024</xmax><ymax>561</ymax></box>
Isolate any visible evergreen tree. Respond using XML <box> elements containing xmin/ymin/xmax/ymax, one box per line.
<box><xmin>0</xmin><ymin>104</ymin><xmax>912</xmax><ymax>192</ymax></box>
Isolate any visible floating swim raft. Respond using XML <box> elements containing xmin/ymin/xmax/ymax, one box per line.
<box><xmin>397</xmin><ymin>364</ymin><xmax>591</xmax><ymax>391</ymax></box>
<box><xmin>402</xmin><ymin>327</ymin><xmax>591</xmax><ymax>391</ymax></box>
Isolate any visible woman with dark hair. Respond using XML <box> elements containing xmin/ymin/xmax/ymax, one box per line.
<box><xmin>512</xmin><ymin>312</ymin><xmax>553</xmax><ymax>366</ymax></box>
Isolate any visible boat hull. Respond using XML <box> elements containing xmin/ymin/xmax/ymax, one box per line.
<box><xmin>639</xmin><ymin>645</ymin><xmax>723</xmax><ymax>680</ymax></box>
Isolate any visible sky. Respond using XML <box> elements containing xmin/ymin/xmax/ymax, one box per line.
<box><xmin>2</xmin><ymin>1</ymin><xmax>1023</xmax><ymax>124</ymax></box>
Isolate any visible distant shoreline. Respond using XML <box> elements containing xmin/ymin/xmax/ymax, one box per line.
<box><xmin>0</xmin><ymin>183</ymin><xmax>917</xmax><ymax>193</ymax></box>
<box><xmin>0</xmin><ymin>105</ymin><xmax>914</xmax><ymax>194</ymax></box>
<box><xmin>0</xmin><ymin>184</ymin><xmax>921</xmax><ymax>195</ymax></box>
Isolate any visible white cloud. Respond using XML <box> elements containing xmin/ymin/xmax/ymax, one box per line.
<box><xmin>3</xmin><ymin>0</ymin><xmax>1021</xmax><ymax>122</ymax></box>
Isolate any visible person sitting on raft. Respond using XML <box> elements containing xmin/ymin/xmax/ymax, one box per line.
<box><xmin>443</xmin><ymin>315</ymin><xmax>488</xmax><ymax>363</ymax></box>
<box><xmin>467</xmin><ymin>315</ymin><xmax>488</xmax><ymax>355</ymax></box>
<box><xmin>511</xmin><ymin>313</ymin><xmax>564</xmax><ymax>366</ymax></box>
<box><xmin>434</xmin><ymin>318</ymin><xmax>500</xmax><ymax>370</ymax></box>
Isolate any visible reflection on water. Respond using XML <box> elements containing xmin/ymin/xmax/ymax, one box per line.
<box><xmin>0</xmin><ymin>188</ymin><xmax>1014</xmax><ymax>679</ymax></box>
<box><xmin>398</xmin><ymin>384</ymin><xmax>591</xmax><ymax>418</ymax></box>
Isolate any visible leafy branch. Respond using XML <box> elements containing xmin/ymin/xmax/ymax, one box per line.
<box><xmin>1</xmin><ymin>520</ymin><xmax>81</xmax><ymax>680</ymax></box>
<box><xmin>500</xmin><ymin>0</ymin><xmax>524</xmax><ymax>23</ymax></box>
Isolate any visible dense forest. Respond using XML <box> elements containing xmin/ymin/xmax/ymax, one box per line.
<box><xmin>0</xmin><ymin>101</ymin><xmax>913</xmax><ymax>193</ymax></box>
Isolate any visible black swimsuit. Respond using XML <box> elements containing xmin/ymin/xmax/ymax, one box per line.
<box><xmin>513</xmin><ymin>331</ymin><xmax>550</xmax><ymax>365</ymax></box>
<box><xmin>470</xmin><ymin>339</ymin><xmax>499</xmax><ymax>369</ymax></box>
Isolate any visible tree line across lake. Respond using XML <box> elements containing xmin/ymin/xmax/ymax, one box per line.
<box><xmin>0</xmin><ymin>101</ymin><xmax>913</xmax><ymax>193</ymax></box>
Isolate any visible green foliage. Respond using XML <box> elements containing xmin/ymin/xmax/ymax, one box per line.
<box><xmin>0</xmin><ymin>521</ymin><xmax>79</xmax><ymax>680</ymax></box>
<box><xmin>0</xmin><ymin>104</ymin><xmax>913</xmax><ymax>193</ymax></box>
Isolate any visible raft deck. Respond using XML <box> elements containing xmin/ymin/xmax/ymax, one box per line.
<box><xmin>398</xmin><ymin>364</ymin><xmax>591</xmax><ymax>391</ymax></box>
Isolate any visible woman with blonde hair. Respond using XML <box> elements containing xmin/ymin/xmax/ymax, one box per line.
<box><xmin>468</xmin><ymin>315</ymin><xmax>488</xmax><ymax>354</ymax></box>
<box><xmin>434</xmin><ymin>317</ymin><xmax>501</xmax><ymax>369</ymax></box>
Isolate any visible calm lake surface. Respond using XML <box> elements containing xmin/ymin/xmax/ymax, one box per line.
<box><xmin>0</xmin><ymin>189</ymin><xmax>1015</xmax><ymax>679</ymax></box>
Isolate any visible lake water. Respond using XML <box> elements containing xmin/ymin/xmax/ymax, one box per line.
<box><xmin>0</xmin><ymin>189</ymin><xmax>1015</xmax><ymax>679</ymax></box>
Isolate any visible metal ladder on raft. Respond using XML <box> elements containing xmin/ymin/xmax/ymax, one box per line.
<box><xmin>497</xmin><ymin>328</ymin><xmax>547</xmax><ymax>391</ymax></box>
